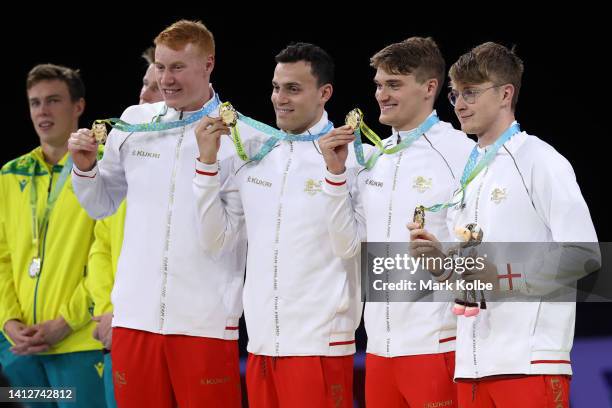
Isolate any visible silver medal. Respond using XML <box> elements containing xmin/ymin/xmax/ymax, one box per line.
<box><xmin>29</xmin><ymin>258</ymin><xmax>41</xmax><ymax>278</ymax></box>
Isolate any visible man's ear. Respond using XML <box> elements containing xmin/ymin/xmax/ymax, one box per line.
<box><xmin>320</xmin><ymin>83</ymin><xmax>333</xmax><ymax>104</ymax></box>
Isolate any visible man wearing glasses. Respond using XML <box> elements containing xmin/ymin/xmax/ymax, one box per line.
<box><xmin>319</xmin><ymin>37</ymin><xmax>473</xmax><ymax>408</ymax></box>
<box><xmin>409</xmin><ymin>42</ymin><xmax>598</xmax><ymax>407</ymax></box>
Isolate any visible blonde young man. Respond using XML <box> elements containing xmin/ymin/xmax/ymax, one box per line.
<box><xmin>409</xmin><ymin>42</ymin><xmax>598</xmax><ymax>408</ymax></box>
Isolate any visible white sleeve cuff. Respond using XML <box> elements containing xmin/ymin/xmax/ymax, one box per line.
<box><xmin>72</xmin><ymin>163</ymin><xmax>98</xmax><ymax>179</ymax></box>
<box><xmin>323</xmin><ymin>169</ymin><xmax>348</xmax><ymax>195</ymax></box>
<box><xmin>194</xmin><ymin>159</ymin><xmax>220</xmax><ymax>186</ymax></box>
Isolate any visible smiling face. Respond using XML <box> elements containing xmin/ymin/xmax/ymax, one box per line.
<box><xmin>448</xmin><ymin>42</ymin><xmax>524</xmax><ymax>140</ymax></box>
<box><xmin>27</xmin><ymin>79</ymin><xmax>84</xmax><ymax>146</ymax></box>
<box><xmin>154</xmin><ymin>42</ymin><xmax>214</xmax><ymax>111</ymax></box>
<box><xmin>450</xmin><ymin>80</ymin><xmax>508</xmax><ymax>136</ymax></box>
<box><xmin>271</xmin><ymin>61</ymin><xmax>332</xmax><ymax>134</ymax></box>
<box><xmin>374</xmin><ymin>67</ymin><xmax>436</xmax><ymax>131</ymax></box>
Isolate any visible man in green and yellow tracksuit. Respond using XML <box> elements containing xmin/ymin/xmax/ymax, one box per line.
<box><xmin>0</xmin><ymin>63</ymin><xmax>105</xmax><ymax>408</ymax></box>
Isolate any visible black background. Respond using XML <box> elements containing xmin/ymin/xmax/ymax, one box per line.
<box><xmin>4</xmin><ymin>9</ymin><xmax>610</xmax><ymax>342</ymax></box>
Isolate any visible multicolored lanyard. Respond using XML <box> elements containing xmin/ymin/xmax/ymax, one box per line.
<box><xmin>229</xmin><ymin>112</ymin><xmax>333</xmax><ymax>162</ymax></box>
<box><xmin>29</xmin><ymin>156</ymin><xmax>73</xmax><ymax>273</ymax></box>
<box><xmin>357</xmin><ymin>114</ymin><xmax>440</xmax><ymax>169</ymax></box>
<box><xmin>352</xmin><ymin>111</ymin><xmax>439</xmax><ymax>169</ymax></box>
<box><xmin>425</xmin><ymin>122</ymin><xmax>521</xmax><ymax>212</ymax></box>
<box><xmin>95</xmin><ymin>94</ymin><xmax>221</xmax><ymax>132</ymax></box>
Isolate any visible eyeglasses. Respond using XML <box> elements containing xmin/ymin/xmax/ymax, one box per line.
<box><xmin>447</xmin><ymin>84</ymin><xmax>503</xmax><ymax>106</ymax></box>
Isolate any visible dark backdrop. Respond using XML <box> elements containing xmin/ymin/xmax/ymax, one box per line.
<box><xmin>4</xmin><ymin>9</ymin><xmax>610</xmax><ymax>343</ymax></box>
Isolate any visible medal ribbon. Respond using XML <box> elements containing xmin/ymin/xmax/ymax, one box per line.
<box><xmin>425</xmin><ymin>122</ymin><xmax>521</xmax><ymax>213</ymax></box>
<box><xmin>229</xmin><ymin>111</ymin><xmax>333</xmax><ymax>162</ymax></box>
<box><xmin>355</xmin><ymin>113</ymin><xmax>440</xmax><ymax>169</ymax></box>
<box><xmin>95</xmin><ymin>94</ymin><xmax>221</xmax><ymax>132</ymax></box>
<box><xmin>29</xmin><ymin>155</ymin><xmax>74</xmax><ymax>269</ymax></box>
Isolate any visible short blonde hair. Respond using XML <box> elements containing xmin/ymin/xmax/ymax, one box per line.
<box><xmin>449</xmin><ymin>42</ymin><xmax>524</xmax><ymax>110</ymax></box>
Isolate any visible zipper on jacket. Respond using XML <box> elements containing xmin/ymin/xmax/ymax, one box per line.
<box><xmin>33</xmin><ymin>169</ymin><xmax>53</xmax><ymax>324</ymax></box>
<box><xmin>272</xmin><ymin>141</ymin><xmax>293</xmax><ymax>356</ymax></box>
<box><xmin>383</xmin><ymin>151</ymin><xmax>404</xmax><ymax>356</ymax></box>
<box><xmin>469</xmin><ymin>165</ymin><xmax>488</xmax><ymax>377</ymax></box>
<box><xmin>159</xmin><ymin>125</ymin><xmax>185</xmax><ymax>331</ymax></box>
<box><xmin>473</xmin><ymin>167</ymin><xmax>489</xmax><ymax>224</ymax></box>
<box><xmin>472</xmin><ymin>319</ymin><xmax>479</xmax><ymax>378</ymax></box>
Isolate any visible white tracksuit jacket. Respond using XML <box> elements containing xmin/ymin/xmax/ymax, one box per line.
<box><xmin>193</xmin><ymin>112</ymin><xmax>362</xmax><ymax>357</ymax></box>
<box><xmin>323</xmin><ymin>115</ymin><xmax>475</xmax><ymax>357</ymax></box>
<box><xmin>447</xmin><ymin>127</ymin><xmax>599</xmax><ymax>378</ymax></box>
<box><xmin>72</xmin><ymin>92</ymin><xmax>248</xmax><ymax>339</ymax></box>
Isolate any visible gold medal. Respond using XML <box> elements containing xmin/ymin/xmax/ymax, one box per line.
<box><xmin>92</xmin><ymin>121</ymin><xmax>108</xmax><ymax>144</ymax></box>
<box><xmin>455</xmin><ymin>223</ymin><xmax>484</xmax><ymax>245</ymax></box>
<box><xmin>29</xmin><ymin>257</ymin><xmax>41</xmax><ymax>278</ymax></box>
<box><xmin>465</xmin><ymin>223</ymin><xmax>483</xmax><ymax>244</ymax></box>
<box><xmin>345</xmin><ymin>108</ymin><xmax>362</xmax><ymax>131</ymax></box>
<box><xmin>219</xmin><ymin>102</ymin><xmax>238</xmax><ymax>127</ymax></box>
<box><xmin>413</xmin><ymin>205</ymin><xmax>426</xmax><ymax>229</ymax></box>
